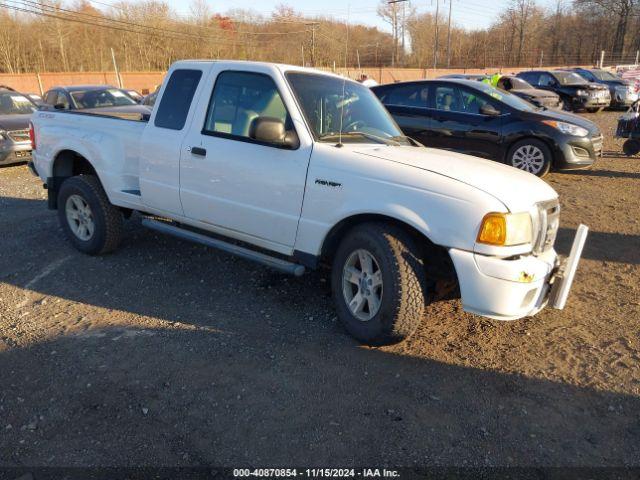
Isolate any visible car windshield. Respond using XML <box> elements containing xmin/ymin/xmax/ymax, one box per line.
<box><xmin>554</xmin><ymin>72</ymin><xmax>588</xmax><ymax>86</ymax></box>
<box><xmin>468</xmin><ymin>81</ymin><xmax>537</xmax><ymax>112</ymax></box>
<box><xmin>589</xmin><ymin>70</ymin><xmax>620</xmax><ymax>81</ymax></box>
<box><xmin>509</xmin><ymin>77</ymin><xmax>534</xmax><ymax>89</ymax></box>
<box><xmin>0</xmin><ymin>92</ymin><xmax>37</xmax><ymax>115</ymax></box>
<box><xmin>70</xmin><ymin>88</ymin><xmax>138</xmax><ymax>109</ymax></box>
<box><xmin>286</xmin><ymin>72</ymin><xmax>410</xmax><ymax>145</ymax></box>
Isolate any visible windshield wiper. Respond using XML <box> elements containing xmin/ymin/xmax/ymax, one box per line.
<box><xmin>391</xmin><ymin>134</ymin><xmax>421</xmax><ymax>146</ymax></box>
<box><xmin>319</xmin><ymin>131</ymin><xmax>400</xmax><ymax>146</ymax></box>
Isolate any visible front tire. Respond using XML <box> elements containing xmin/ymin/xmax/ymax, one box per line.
<box><xmin>331</xmin><ymin>223</ymin><xmax>428</xmax><ymax>345</ymax></box>
<box><xmin>57</xmin><ymin>175</ymin><xmax>123</xmax><ymax>255</ymax></box>
<box><xmin>507</xmin><ymin>139</ymin><xmax>552</xmax><ymax>177</ymax></box>
<box><xmin>586</xmin><ymin>107</ymin><xmax>603</xmax><ymax>113</ymax></box>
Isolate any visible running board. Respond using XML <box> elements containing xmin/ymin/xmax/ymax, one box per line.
<box><xmin>141</xmin><ymin>218</ymin><xmax>305</xmax><ymax>277</ymax></box>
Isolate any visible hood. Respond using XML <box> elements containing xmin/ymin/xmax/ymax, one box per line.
<box><xmin>511</xmin><ymin>88</ymin><xmax>559</xmax><ymax>99</ymax></box>
<box><xmin>564</xmin><ymin>82</ymin><xmax>608</xmax><ymax>91</ymax></box>
<box><xmin>528</xmin><ymin>108</ymin><xmax>600</xmax><ymax>135</ymax></box>
<box><xmin>601</xmin><ymin>79</ymin><xmax>631</xmax><ymax>87</ymax></box>
<box><xmin>353</xmin><ymin>146</ymin><xmax>557</xmax><ymax>212</ymax></box>
<box><xmin>0</xmin><ymin>113</ymin><xmax>31</xmax><ymax>132</ymax></box>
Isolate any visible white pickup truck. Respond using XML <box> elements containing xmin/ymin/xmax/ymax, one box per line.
<box><xmin>30</xmin><ymin>60</ymin><xmax>588</xmax><ymax>345</ymax></box>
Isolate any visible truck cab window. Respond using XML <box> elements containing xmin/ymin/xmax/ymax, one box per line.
<box><xmin>154</xmin><ymin>69</ymin><xmax>202</xmax><ymax>130</ymax></box>
<box><xmin>203</xmin><ymin>71</ymin><xmax>291</xmax><ymax>140</ymax></box>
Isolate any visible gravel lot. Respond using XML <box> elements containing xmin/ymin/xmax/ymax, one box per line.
<box><xmin>0</xmin><ymin>111</ymin><xmax>639</xmax><ymax>468</ymax></box>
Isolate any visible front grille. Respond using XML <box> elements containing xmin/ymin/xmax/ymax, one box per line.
<box><xmin>591</xmin><ymin>134</ymin><xmax>603</xmax><ymax>156</ymax></box>
<box><xmin>7</xmin><ymin>129</ymin><xmax>29</xmax><ymax>142</ymax></box>
<box><xmin>533</xmin><ymin>200</ymin><xmax>560</xmax><ymax>254</ymax></box>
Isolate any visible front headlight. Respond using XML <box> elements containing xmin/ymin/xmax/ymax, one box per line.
<box><xmin>576</xmin><ymin>89</ymin><xmax>588</xmax><ymax>96</ymax></box>
<box><xmin>476</xmin><ymin>212</ymin><xmax>533</xmax><ymax>246</ymax></box>
<box><xmin>541</xmin><ymin>120</ymin><xmax>589</xmax><ymax>137</ymax></box>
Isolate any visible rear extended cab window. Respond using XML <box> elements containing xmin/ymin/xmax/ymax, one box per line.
<box><xmin>154</xmin><ymin>69</ymin><xmax>203</xmax><ymax>130</ymax></box>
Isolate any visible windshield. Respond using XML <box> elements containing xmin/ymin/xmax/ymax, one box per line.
<box><xmin>554</xmin><ymin>72</ymin><xmax>588</xmax><ymax>86</ymax></box>
<box><xmin>470</xmin><ymin>81</ymin><xmax>537</xmax><ymax>112</ymax></box>
<box><xmin>70</xmin><ymin>88</ymin><xmax>137</xmax><ymax>109</ymax></box>
<box><xmin>286</xmin><ymin>72</ymin><xmax>410</xmax><ymax>145</ymax></box>
<box><xmin>589</xmin><ymin>70</ymin><xmax>619</xmax><ymax>81</ymax></box>
<box><xmin>509</xmin><ymin>77</ymin><xmax>534</xmax><ymax>89</ymax></box>
<box><xmin>0</xmin><ymin>92</ymin><xmax>37</xmax><ymax>115</ymax></box>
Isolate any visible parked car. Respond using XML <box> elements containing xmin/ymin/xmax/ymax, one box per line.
<box><xmin>141</xmin><ymin>89</ymin><xmax>158</xmax><ymax>107</ymax></box>
<box><xmin>516</xmin><ymin>70</ymin><xmax>610</xmax><ymax>112</ymax></box>
<box><xmin>29</xmin><ymin>60</ymin><xmax>588</xmax><ymax>345</ymax></box>
<box><xmin>495</xmin><ymin>75</ymin><xmax>562</xmax><ymax>109</ymax></box>
<box><xmin>371</xmin><ymin>79</ymin><xmax>602</xmax><ymax>177</ymax></box>
<box><xmin>124</xmin><ymin>89</ymin><xmax>144</xmax><ymax>103</ymax></box>
<box><xmin>26</xmin><ymin>93</ymin><xmax>45</xmax><ymax>106</ymax></box>
<box><xmin>438</xmin><ymin>73</ymin><xmax>489</xmax><ymax>81</ymax></box>
<box><xmin>42</xmin><ymin>85</ymin><xmax>151</xmax><ymax>119</ymax></box>
<box><xmin>0</xmin><ymin>85</ymin><xmax>37</xmax><ymax>166</ymax></box>
<box><xmin>568</xmin><ymin>67</ymin><xmax>638</xmax><ymax>108</ymax></box>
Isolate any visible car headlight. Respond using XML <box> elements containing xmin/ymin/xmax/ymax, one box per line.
<box><xmin>576</xmin><ymin>89</ymin><xmax>588</xmax><ymax>96</ymax></box>
<box><xmin>476</xmin><ymin>212</ymin><xmax>533</xmax><ymax>246</ymax></box>
<box><xmin>0</xmin><ymin>130</ymin><xmax>5</xmax><ymax>144</ymax></box>
<box><xmin>541</xmin><ymin>120</ymin><xmax>589</xmax><ymax>137</ymax></box>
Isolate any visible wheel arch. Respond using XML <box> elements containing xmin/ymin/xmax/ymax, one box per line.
<box><xmin>318</xmin><ymin>213</ymin><xmax>455</xmax><ymax>278</ymax></box>
<box><xmin>47</xmin><ymin>149</ymin><xmax>100</xmax><ymax>209</ymax></box>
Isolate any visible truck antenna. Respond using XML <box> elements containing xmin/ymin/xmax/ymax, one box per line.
<box><xmin>337</xmin><ymin>5</ymin><xmax>350</xmax><ymax>148</ymax></box>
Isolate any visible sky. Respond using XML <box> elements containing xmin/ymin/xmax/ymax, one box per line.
<box><xmin>125</xmin><ymin>0</ymin><xmax>551</xmax><ymax>32</ymax></box>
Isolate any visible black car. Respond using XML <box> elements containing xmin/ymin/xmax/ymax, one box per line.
<box><xmin>516</xmin><ymin>70</ymin><xmax>610</xmax><ymax>113</ymax></box>
<box><xmin>42</xmin><ymin>85</ymin><xmax>151</xmax><ymax>118</ymax></box>
<box><xmin>569</xmin><ymin>68</ymin><xmax>639</xmax><ymax>108</ymax></box>
<box><xmin>495</xmin><ymin>76</ymin><xmax>562</xmax><ymax>109</ymax></box>
<box><xmin>371</xmin><ymin>79</ymin><xmax>602</xmax><ymax>177</ymax></box>
<box><xmin>0</xmin><ymin>85</ymin><xmax>37</xmax><ymax>166</ymax></box>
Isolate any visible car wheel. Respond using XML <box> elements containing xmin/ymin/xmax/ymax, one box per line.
<box><xmin>57</xmin><ymin>175</ymin><xmax>123</xmax><ymax>255</ymax></box>
<box><xmin>560</xmin><ymin>98</ymin><xmax>573</xmax><ymax>111</ymax></box>
<box><xmin>622</xmin><ymin>139</ymin><xmax>640</xmax><ymax>156</ymax></box>
<box><xmin>331</xmin><ymin>222</ymin><xmax>428</xmax><ymax>346</ymax></box>
<box><xmin>586</xmin><ymin>107</ymin><xmax>603</xmax><ymax>113</ymax></box>
<box><xmin>508</xmin><ymin>139</ymin><xmax>552</xmax><ymax>177</ymax></box>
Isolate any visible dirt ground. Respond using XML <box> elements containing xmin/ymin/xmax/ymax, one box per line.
<box><xmin>0</xmin><ymin>110</ymin><xmax>639</xmax><ymax>469</ymax></box>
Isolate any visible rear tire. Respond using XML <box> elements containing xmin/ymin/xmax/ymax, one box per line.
<box><xmin>57</xmin><ymin>175</ymin><xmax>123</xmax><ymax>255</ymax></box>
<box><xmin>331</xmin><ymin>223</ymin><xmax>428</xmax><ymax>345</ymax></box>
<box><xmin>586</xmin><ymin>107</ymin><xmax>603</xmax><ymax>113</ymax></box>
<box><xmin>507</xmin><ymin>138</ymin><xmax>552</xmax><ymax>177</ymax></box>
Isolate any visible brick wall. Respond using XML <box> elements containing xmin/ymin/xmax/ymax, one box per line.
<box><xmin>0</xmin><ymin>66</ymin><xmax>585</xmax><ymax>94</ymax></box>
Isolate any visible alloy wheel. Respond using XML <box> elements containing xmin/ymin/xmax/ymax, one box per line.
<box><xmin>342</xmin><ymin>249</ymin><xmax>384</xmax><ymax>321</ymax></box>
<box><xmin>65</xmin><ymin>194</ymin><xmax>95</xmax><ymax>241</ymax></box>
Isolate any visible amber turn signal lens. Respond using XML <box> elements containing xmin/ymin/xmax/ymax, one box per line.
<box><xmin>477</xmin><ymin>213</ymin><xmax>507</xmax><ymax>246</ymax></box>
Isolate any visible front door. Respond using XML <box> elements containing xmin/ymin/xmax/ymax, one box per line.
<box><xmin>428</xmin><ymin>83</ymin><xmax>503</xmax><ymax>160</ymax></box>
<box><xmin>179</xmin><ymin>68</ymin><xmax>313</xmax><ymax>253</ymax></box>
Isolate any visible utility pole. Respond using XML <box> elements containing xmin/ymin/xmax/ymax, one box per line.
<box><xmin>446</xmin><ymin>0</ymin><xmax>452</xmax><ymax>68</ymax></box>
<box><xmin>539</xmin><ymin>50</ymin><xmax>544</xmax><ymax>67</ymax></box>
<box><xmin>388</xmin><ymin>0</ymin><xmax>408</xmax><ymax>67</ymax></box>
<box><xmin>111</xmin><ymin>47</ymin><xmax>122</xmax><ymax>88</ymax></box>
<box><xmin>599</xmin><ymin>50</ymin><xmax>605</xmax><ymax>69</ymax></box>
<box><xmin>434</xmin><ymin>0</ymin><xmax>440</xmax><ymax>69</ymax></box>
<box><xmin>635</xmin><ymin>50</ymin><xmax>639</xmax><ymax>66</ymax></box>
<box><xmin>307</xmin><ymin>23</ymin><xmax>318</xmax><ymax>67</ymax></box>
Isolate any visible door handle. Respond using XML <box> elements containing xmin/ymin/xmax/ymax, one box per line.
<box><xmin>191</xmin><ymin>146</ymin><xmax>207</xmax><ymax>157</ymax></box>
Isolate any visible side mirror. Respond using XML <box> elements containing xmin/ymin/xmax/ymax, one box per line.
<box><xmin>249</xmin><ymin>117</ymin><xmax>299</xmax><ymax>149</ymax></box>
<box><xmin>54</xmin><ymin>103</ymin><xmax>67</xmax><ymax>110</ymax></box>
<box><xmin>480</xmin><ymin>104</ymin><xmax>501</xmax><ymax>116</ymax></box>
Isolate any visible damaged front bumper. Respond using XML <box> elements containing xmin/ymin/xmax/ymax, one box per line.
<box><xmin>448</xmin><ymin>224</ymin><xmax>589</xmax><ymax>321</ymax></box>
